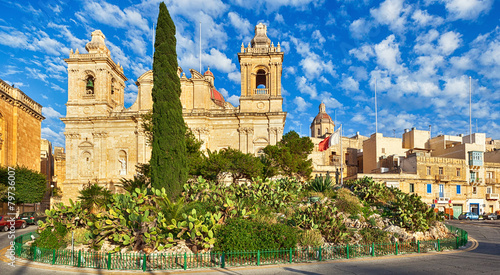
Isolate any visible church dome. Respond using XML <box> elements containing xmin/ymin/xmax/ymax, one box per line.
<box><xmin>204</xmin><ymin>67</ymin><xmax>214</xmax><ymax>77</ymax></box>
<box><xmin>311</xmin><ymin>103</ymin><xmax>333</xmax><ymax>124</ymax></box>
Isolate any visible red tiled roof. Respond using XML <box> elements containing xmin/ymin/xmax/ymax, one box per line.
<box><xmin>313</xmin><ymin>112</ymin><xmax>332</xmax><ymax>122</ymax></box>
<box><xmin>211</xmin><ymin>88</ymin><xmax>225</xmax><ymax>107</ymax></box>
<box><xmin>204</xmin><ymin>70</ymin><xmax>213</xmax><ymax>76</ymax></box>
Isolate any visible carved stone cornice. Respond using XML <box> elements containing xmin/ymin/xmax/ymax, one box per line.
<box><xmin>92</xmin><ymin>131</ymin><xmax>108</xmax><ymax>138</ymax></box>
<box><xmin>64</xmin><ymin>132</ymin><xmax>81</xmax><ymax>139</ymax></box>
<box><xmin>238</xmin><ymin>127</ymin><xmax>254</xmax><ymax>135</ymax></box>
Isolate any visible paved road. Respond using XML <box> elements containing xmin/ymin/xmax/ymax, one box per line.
<box><xmin>1</xmin><ymin>220</ymin><xmax>499</xmax><ymax>274</ymax></box>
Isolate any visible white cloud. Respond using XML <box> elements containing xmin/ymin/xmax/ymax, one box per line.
<box><xmin>438</xmin><ymin>31</ymin><xmax>462</xmax><ymax>55</ymax></box>
<box><xmin>441</xmin><ymin>0</ymin><xmax>493</xmax><ymax>20</ymax></box>
<box><xmin>228</xmin><ymin>12</ymin><xmax>252</xmax><ymax>37</ymax></box>
<box><xmin>370</xmin><ymin>0</ymin><xmax>410</xmax><ymax>33</ymax></box>
<box><xmin>202</xmin><ymin>49</ymin><xmax>237</xmax><ymax>73</ymax></box>
<box><xmin>340</xmin><ymin>75</ymin><xmax>360</xmax><ymax>92</ymax></box>
<box><xmin>319</xmin><ymin>92</ymin><xmax>343</xmax><ymax>110</ymax></box>
<box><xmin>0</xmin><ymin>31</ymin><xmax>30</xmax><ymax>48</ymax></box>
<box><xmin>42</xmin><ymin>107</ymin><xmax>63</xmax><ymax>119</ymax></box>
<box><xmin>274</xmin><ymin>13</ymin><xmax>285</xmax><ymax>24</ymax></box>
<box><xmin>296</xmin><ymin>76</ymin><xmax>317</xmax><ymax>98</ymax></box>
<box><xmin>41</xmin><ymin>127</ymin><xmax>65</xmax><ymax>147</ymax></box>
<box><xmin>349</xmin><ymin>45</ymin><xmax>375</xmax><ymax>62</ymax></box>
<box><xmin>312</xmin><ymin>30</ymin><xmax>325</xmax><ymax>44</ymax></box>
<box><xmin>374</xmin><ymin>35</ymin><xmax>405</xmax><ymax>74</ymax></box>
<box><xmin>294</xmin><ymin>96</ymin><xmax>312</xmax><ymax>112</ymax></box>
<box><xmin>81</xmin><ymin>1</ymin><xmax>149</xmax><ymax>31</ymax></box>
<box><xmin>219</xmin><ymin>88</ymin><xmax>229</xmax><ymax>97</ymax></box>
<box><xmin>411</xmin><ymin>9</ymin><xmax>444</xmax><ymax>27</ymax></box>
<box><xmin>228</xmin><ymin>71</ymin><xmax>241</xmax><ymax>83</ymax></box>
<box><xmin>227</xmin><ymin>95</ymin><xmax>240</xmax><ymax>106</ymax></box>
<box><xmin>349</xmin><ymin>18</ymin><xmax>372</xmax><ymax>40</ymax></box>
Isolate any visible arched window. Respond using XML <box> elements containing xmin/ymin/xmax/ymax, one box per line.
<box><xmin>317</xmin><ymin>128</ymin><xmax>321</xmax><ymax>136</ymax></box>
<box><xmin>256</xmin><ymin>69</ymin><xmax>266</xmax><ymax>88</ymax></box>
<box><xmin>85</xmin><ymin>76</ymin><xmax>95</xmax><ymax>95</ymax></box>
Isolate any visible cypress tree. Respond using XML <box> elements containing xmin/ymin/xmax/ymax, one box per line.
<box><xmin>150</xmin><ymin>2</ymin><xmax>187</xmax><ymax>199</ymax></box>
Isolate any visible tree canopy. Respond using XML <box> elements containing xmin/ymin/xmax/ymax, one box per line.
<box><xmin>263</xmin><ymin>131</ymin><xmax>314</xmax><ymax>180</ymax></box>
<box><xmin>0</xmin><ymin>166</ymin><xmax>47</xmax><ymax>203</ymax></box>
<box><xmin>150</xmin><ymin>2</ymin><xmax>187</xmax><ymax>199</ymax></box>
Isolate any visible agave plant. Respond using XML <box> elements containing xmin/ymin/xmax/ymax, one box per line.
<box><xmin>309</xmin><ymin>173</ymin><xmax>332</xmax><ymax>192</ymax></box>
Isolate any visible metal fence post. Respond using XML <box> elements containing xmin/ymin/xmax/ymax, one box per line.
<box><xmin>395</xmin><ymin>242</ymin><xmax>398</xmax><ymax>255</ymax></box>
<box><xmin>319</xmin><ymin>247</ymin><xmax>322</xmax><ymax>261</ymax></box>
<box><xmin>183</xmin><ymin>252</ymin><xmax>187</xmax><ymax>270</ymax></box>
<box><xmin>438</xmin><ymin>239</ymin><xmax>440</xmax><ymax>252</ymax></box>
<box><xmin>417</xmin><ymin>240</ymin><xmax>420</xmax><ymax>253</ymax></box>
<box><xmin>346</xmin><ymin>244</ymin><xmax>349</xmax><ymax>259</ymax></box>
<box><xmin>52</xmin><ymin>249</ymin><xmax>56</xmax><ymax>265</ymax></box>
<box><xmin>107</xmin><ymin>253</ymin><xmax>111</xmax><ymax>270</ymax></box>
<box><xmin>77</xmin><ymin>250</ymin><xmax>81</xmax><ymax>267</ymax></box>
<box><xmin>456</xmin><ymin>236</ymin><xmax>459</xmax><ymax>249</ymax></box>
<box><xmin>372</xmin><ymin>243</ymin><xmax>375</xmax><ymax>257</ymax></box>
<box><xmin>257</xmin><ymin>250</ymin><xmax>260</xmax><ymax>266</ymax></box>
<box><xmin>289</xmin><ymin>248</ymin><xmax>292</xmax><ymax>263</ymax></box>
<box><xmin>142</xmin><ymin>253</ymin><xmax>147</xmax><ymax>272</ymax></box>
<box><xmin>221</xmin><ymin>252</ymin><xmax>225</xmax><ymax>268</ymax></box>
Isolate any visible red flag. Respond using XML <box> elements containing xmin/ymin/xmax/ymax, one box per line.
<box><xmin>318</xmin><ymin>135</ymin><xmax>330</xmax><ymax>151</ymax></box>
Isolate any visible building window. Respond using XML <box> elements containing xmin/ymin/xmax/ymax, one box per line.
<box><xmin>486</xmin><ymin>187</ymin><xmax>492</xmax><ymax>194</ymax></box>
<box><xmin>438</xmin><ymin>167</ymin><xmax>443</xmax><ymax>175</ymax></box>
<box><xmin>456</xmin><ymin>168</ymin><xmax>461</xmax><ymax>177</ymax></box>
<box><xmin>472</xmin><ymin>186</ymin><xmax>477</xmax><ymax>195</ymax></box>
<box><xmin>409</xmin><ymin>183</ymin><xmax>415</xmax><ymax>193</ymax></box>
<box><xmin>456</xmin><ymin>185</ymin><xmax>461</xmax><ymax>195</ymax></box>
<box><xmin>85</xmin><ymin>76</ymin><xmax>95</xmax><ymax>95</ymax></box>
<box><xmin>470</xmin><ymin>171</ymin><xmax>476</xmax><ymax>182</ymax></box>
<box><xmin>317</xmin><ymin>128</ymin><xmax>320</xmax><ymax>136</ymax></box>
<box><xmin>486</xmin><ymin>171</ymin><xmax>493</xmax><ymax>179</ymax></box>
<box><xmin>426</xmin><ymin>166</ymin><xmax>431</xmax><ymax>176</ymax></box>
<box><xmin>427</xmin><ymin>184</ymin><xmax>432</xmax><ymax>194</ymax></box>
<box><xmin>382</xmin><ymin>148</ymin><xmax>385</xmax><ymax>154</ymax></box>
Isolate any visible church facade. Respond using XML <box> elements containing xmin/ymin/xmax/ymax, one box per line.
<box><xmin>60</xmin><ymin>24</ymin><xmax>286</xmax><ymax>204</ymax></box>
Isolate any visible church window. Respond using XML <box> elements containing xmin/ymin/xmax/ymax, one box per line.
<box><xmin>85</xmin><ymin>76</ymin><xmax>95</xmax><ymax>96</ymax></box>
<box><xmin>256</xmin><ymin>69</ymin><xmax>266</xmax><ymax>87</ymax></box>
<box><xmin>317</xmin><ymin>128</ymin><xmax>320</xmax><ymax>136</ymax></box>
<box><xmin>111</xmin><ymin>78</ymin><xmax>115</xmax><ymax>95</ymax></box>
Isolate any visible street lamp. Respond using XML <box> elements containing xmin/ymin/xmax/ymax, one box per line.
<box><xmin>51</xmin><ymin>184</ymin><xmax>54</xmax><ymax>197</ymax></box>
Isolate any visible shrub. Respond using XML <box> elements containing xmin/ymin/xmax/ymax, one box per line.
<box><xmin>334</xmin><ymin>188</ymin><xmax>363</xmax><ymax>217</ymax></box>
<box><xmin>33</xmin><ymin>222</ymin><xmax>68</xmax><ymax>249</ymax></box>
<box><xmin>63</xmin><ymin>227</ymin><xmax>92</xmax><ymax>245</ymax></box>
<box><xmin>214</xmin><ymin>218</ymin><xmax>298</xmax><ymax>252</ymax></box>
<box><xmin>358</xmin><ymin>227</ymin><xmax>390</xmax><ymax>244</ymax></box>
<box><xmin>299</xmin><ymin>229</ymin><xmax>324</xmax><ymax>247</ymax></box>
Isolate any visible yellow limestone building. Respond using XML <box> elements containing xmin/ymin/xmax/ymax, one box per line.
<box><xmin>60</xmin><ymin>24</ymin><xmax>286</xmax><ymax>204</ymax></box>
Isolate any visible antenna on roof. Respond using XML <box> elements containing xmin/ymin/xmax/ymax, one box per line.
<box><xmin>199</xmin><ymin>21</ymin><xmax>202</xmax><ymax>73</ymax></box>
<box><xmin>375</xmin><ymin>77</ymin><xmax>378</xmax><ymax>134</ymax></box>
<box><xmin>469</xmin><ymin>76</ymin><xmax>472</xmax><ymax>136</ymax></box>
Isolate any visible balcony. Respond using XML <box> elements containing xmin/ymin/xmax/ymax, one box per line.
<box><xmin>486</xmin><ymin>193</ymin><xmax>499</xmax><ymax>200</ymax></box>
<box><xmin>254</xmin><ymin>88</ymin><xmax>268</xmax><ymax>95</ymax></box>
<box><xmin>435</xmin><ymin>175</ymin><xmax>450</xmax><ymax>182</ymax></box>
<box><xmin>435</xmin><ymin>192</ymin><xmax>451</xmax><ymax>203</ymax></box>
<box><xmin>470</xmin><ymin>178</ymin><xmax>482</xmax><ymax>184</ymax></box>
<box><xmin>485</xmin><ymin>178</ymin><xmax>496</xmax><ymax>184</ymax></box>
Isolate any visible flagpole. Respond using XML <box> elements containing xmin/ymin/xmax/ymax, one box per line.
<box><xmin>375</xmin><ymin>77</ymin><xmax>378</xmax><ymax>133</ymax></box>
<box><xmin>340</xmin><ymin>124</ymin><xmax>343</xmax><ymax>186</ymax></box>
<box><xmin>469</xmin><ymin>76</ymin><xmax>472</xmax><ymax>136</ymax></box>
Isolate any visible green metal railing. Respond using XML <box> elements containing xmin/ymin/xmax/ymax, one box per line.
<box><xmin>14</xmin><ymin>225</ymin><xmax>468</xmax><ymax>272</ymax></box>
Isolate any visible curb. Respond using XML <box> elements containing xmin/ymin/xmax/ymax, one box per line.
<box><xmin>0</xmin><ymin>238</ymin><xmax>478</xmax><ymax>274</ymax></box>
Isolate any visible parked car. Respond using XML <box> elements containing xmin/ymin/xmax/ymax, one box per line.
<box><xmin>0</xmin><ymin>216</ymin><xmax>27</xmax><ymax>231</ymax></box>
<box><xmin>19</xmin><ymin>211</ymin><xmax>47</xmax><ymax>225</ymax></box>
<box><xmin>458</xmin><ymin>212</ymin><xmax>480</xmax><ymax>220</ymax></box>
<box><xmin>481</xmin><ymin>213</ymin><xmax>498</xmax><ymax>220</ymax></box>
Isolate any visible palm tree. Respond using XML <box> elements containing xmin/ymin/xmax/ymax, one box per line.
<box><xmin>78</xmin><ymin>181</ymin><xmax>112</xmax><ymax>214</ymax></box>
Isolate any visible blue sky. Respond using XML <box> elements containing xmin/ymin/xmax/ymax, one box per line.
<box><xmin>0</xmin><ymin>0</ymin><xmax>499</xmax><ymax>148</ymax></box>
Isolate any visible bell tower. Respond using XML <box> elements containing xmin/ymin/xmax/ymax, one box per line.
<box><xmin>64</xmin><ymin>30</ymin><xmax>127</xmax><ymax>117</ymax></box>
<box><xmin>238</xmin><ymin>23</ymin><xmax>284</xmax><ymax>113</ymax></box>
